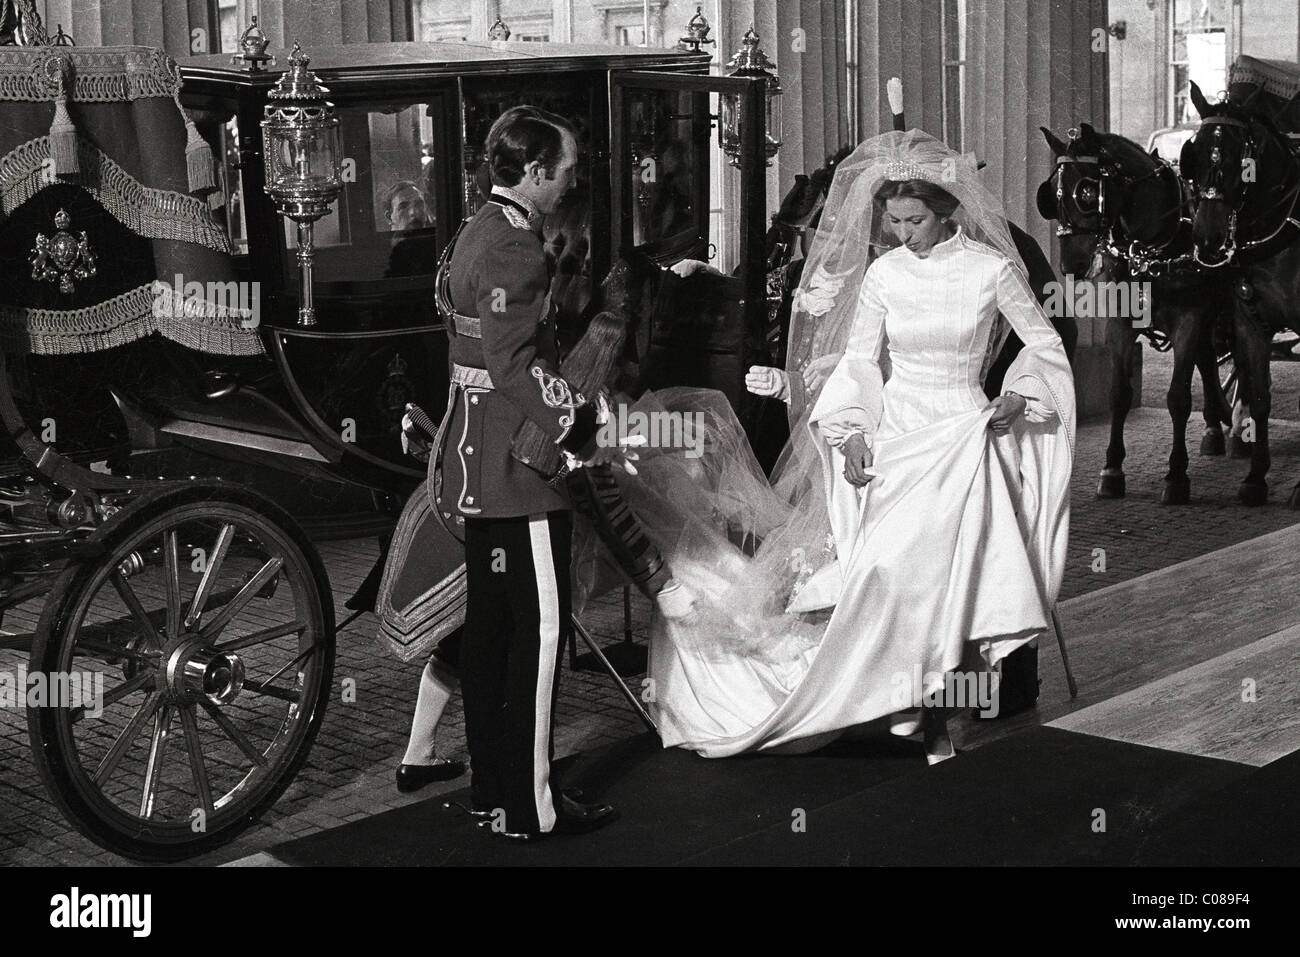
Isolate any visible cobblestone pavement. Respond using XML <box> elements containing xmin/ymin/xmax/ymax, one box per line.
<box><xmin>3</xmin><ymin>347</ymin><xmax>1299</xmax><ymax>867</ymax></box>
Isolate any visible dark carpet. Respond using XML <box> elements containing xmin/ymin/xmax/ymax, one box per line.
<box><xmin>263</xmin><ymin>726</ymin><xmax>1263</xmax><ymax>866</ymax></box>
<box><xmin>1133</xmin><ymin>747</ymin><xmax>1300</xmax><ymax>866</ymax></box>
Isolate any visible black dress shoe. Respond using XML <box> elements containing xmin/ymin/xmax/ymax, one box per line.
<box><xmin>554</xmin><ymin>790</ymin><xmax>618</xmax><ymax>834</ymax></box>
<box><xmin>474</xmin><ymin>792</ymin><xmax>619</xmax><ymax>843</ymax></box>
<box><xmin>395</xmin><ymin>759</ymin><xmax>466</xmax><ymax>793</ymax></box>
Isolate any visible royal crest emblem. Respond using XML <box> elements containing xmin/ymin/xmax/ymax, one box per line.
<box><xmin>30</xmin><ymin>208</ymin><xmax>96</xmax><ymax>295</ymax></box>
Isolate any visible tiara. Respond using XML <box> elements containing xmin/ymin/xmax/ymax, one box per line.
<box><xmin>882</xmin><ymin>160</ymin><xmax>937</xmax><ymax>182</ymax></box>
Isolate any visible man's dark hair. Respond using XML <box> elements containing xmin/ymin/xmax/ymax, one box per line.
<box><xmin>486</xmin><ymin>105</ymin><xmax>576</xmax><ymax>188</ymax></box>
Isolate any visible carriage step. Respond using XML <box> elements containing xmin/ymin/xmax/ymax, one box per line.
<box><xmin>159</xmin><ymin>419</ymin><xmax>330</xmax><ymax>463</ymax></box>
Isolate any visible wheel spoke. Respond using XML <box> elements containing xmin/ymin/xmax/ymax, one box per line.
<box><xmin>110</xmin><ymin>572</ymin><xmax>165</xmax><ymax>651</ymax></box>
<box><xmin>178</xmin><ymin>705</ymin><xmax>214</xmax><ymax>815</ymax></box>
<box><xmin>71</xmin><ymin>639</ymin><xmax>159</xmax><ymax>663</ymax></box>
<box><xmin>92</xmin><ymin>693</ymin><xmax>162</xmax><ymax>786</ymax></box>
<box><xmin>196</xmin><ymin>697</ymin><xmax>268</xmax><ymax>768</ymax></box>
<box><xmin>198</xmin><ymin>557</ymin><xmax>284</xmax><ymax>642</ymax></box>
<box><xmin>72</xmin><ymin>669</ymin><xmax>155</xmax><ymax>723</ymax></box>
<box><xmin>185</xmin><ymin>523</ymin><xmax>235</xmax><ymax>630</ymax></box>
<box><xmin>260</xmin><ymin>644</ymin><xmax>316</xmax><ymax>692</ymax></box>
<box><xmin>217</xmin><ymin>619</ymin><xmax>307</xmax><ymax>653</ymax></box>
<box><xmin>164</xmin><ymin>529</ymin><xmax>182</xmax><ymax>639</ymax></box>
<box><xmin>140</xmin><ymin>704</ymin><xmax>175</xmax><ymax>819</ymax></box>
<box><xmin>241</xmin><ymin>679</ymin><xmax>301</xmax><ymax>704</ymax></box>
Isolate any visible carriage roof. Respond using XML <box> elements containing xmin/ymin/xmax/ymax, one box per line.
<box><xmin>178</xmin><ymin>40</ymin><xmax>711</xmax><ymax>92</ymax></box>
<box><xmin>1229</xmin><ymin>56</ymin><xmax>1300</xmax><ymax>134</ymax></box>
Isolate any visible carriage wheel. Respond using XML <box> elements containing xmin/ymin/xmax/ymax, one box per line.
<box><xmin>1218</xmin><ymin>350</ymin><xmax>1240</xmax><ymax>412</ymax></box>
<box><xmin>27</xmin><ymin>489</ymin><xmax>333</xmax><ymax>861</ymax></box>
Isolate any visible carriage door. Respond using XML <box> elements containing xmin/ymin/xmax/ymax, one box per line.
<box><xmin>610</xmin><ymin>72</ymin><xmax>769</xmax><ymax>434</ymax></box>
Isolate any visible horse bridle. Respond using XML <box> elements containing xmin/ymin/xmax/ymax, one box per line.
<box><xmin>1044</xmin><ymin>145</ymin><xmax>1190</xmax><ymax>276</ymax></box>
<box><xmin>1046</xmin><ymin>152</ymin><xmax>1121</xmax><ymax>239</ymax></box>
<box><xmin>1190</xmin><ymin>112</ymin><xmax>1300</xmax><ymax>267</ymax></box>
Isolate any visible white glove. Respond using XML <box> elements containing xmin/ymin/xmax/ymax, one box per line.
<box><xmin>745</xmin><ymin>365</ymin><xmax>790</xmax><ymax>401</ymax></box>
<box><xmin>655</xmin><ymin>578</ymin><xmax>699</xmax><ymax>621</ymax></box>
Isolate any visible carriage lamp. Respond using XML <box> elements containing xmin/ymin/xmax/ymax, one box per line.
<box><xmin>261</xmin><ymin>42</ymin><xmax>343</xmax><ymax>327</ymax></box>
<box><xmin>677</xmin><ymin>6</ymin><xmax>715</xmax><ymax>53</ymax></box>
<box><xmin>488</xmin><ymin>17</ymin><xmax>511</xmax><ymax>40</ymax></box>
<box><xmin>720</xmin><ymin>26</ymin><xmax>782</xmax><ymax>168</ymax></box>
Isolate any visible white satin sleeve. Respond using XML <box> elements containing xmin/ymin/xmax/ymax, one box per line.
<box><xmin>995</xmin><ymin>259</ymin><xmax>1067</xmax><ymax>426</ymax></box>
<box><xmin>808</xmin><ymin>265</ymin><xmax>887</xmax><ymax>448</ymax></box>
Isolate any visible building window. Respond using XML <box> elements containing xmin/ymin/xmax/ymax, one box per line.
<box><xmin>941</xmin><ymin>0</ymin><xmax>965</xmax><ymax>150</ymax></box>
<box><xmin>614</xmin><ymin>25</ymin><xmax>645</xmax><ymax>46</ymax></box>
<box><xmin>1168</xmin><ymin>0</ymin><xmax>1235</xmax><ymax>124</ymax></box>
<box><xmin>595</xmin><ymin>2</ymin><xmax>668</xmax><ymax>48</ymax></box>
<box><xmin>218</xmin><ymin>0</ymin><xmax>241</xmax><ymax>53</ymax></box>
<box><xmin>411</xmin><ymin>0</ymin><xmax>470</xmax><ymax>41</ymax></box>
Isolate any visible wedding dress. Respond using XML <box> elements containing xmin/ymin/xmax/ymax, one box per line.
<box><xmin>591</xmin><ymin>131</ymin><xmax>1075</xmax><ymax>758</ymax></box>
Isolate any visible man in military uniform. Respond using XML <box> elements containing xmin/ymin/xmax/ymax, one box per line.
<box><xmin>431</xmin><ymin>105</ymin><xmax>620</xmax><ymax>841</ymax></box>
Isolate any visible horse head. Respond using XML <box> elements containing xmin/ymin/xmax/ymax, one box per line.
<box><xmin>1038</xmin><ymin>122</ymin><xmax>1183</xmax><ymax>279</ymax></box>
<box><xmin>1038</xmin><ymin>123</ymin><xmax>1122</xmax><ymax>280</ymax></box>
<box><xmin>1181</xmin><ymin>80</ymin><xmax>1297</xmax><ymax>266</ymax></box>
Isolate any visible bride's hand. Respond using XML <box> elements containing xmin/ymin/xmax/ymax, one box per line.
<box><xmin>842</xmin><ymin>432</ymin><xmax>875</xmax><ymax>487</ymax></box>
<box><xmin>987</xmin><ymin>392</ymin><xmax>1027</xmax><ymax>434</ymax></box>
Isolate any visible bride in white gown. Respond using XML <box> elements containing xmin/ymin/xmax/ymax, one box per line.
<box><xmin>605</xmin><ymin>130</ymin><xmax>1074</xmax><ymax>761</ymax></box>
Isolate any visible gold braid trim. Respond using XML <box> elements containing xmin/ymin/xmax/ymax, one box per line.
<box><xmin>0</xmin><ymin>281</ymin><xmax>265</xmax><ymax>356</ymax></box>
<box><xmin>0</xmin><ymin>46</ymin><xmax>182</xmax><ymax>103</ymax></box>
<box><xmin>0</xmin><ymin>136</ymin><xmax>231</xmax><ymax>252</ymax></box>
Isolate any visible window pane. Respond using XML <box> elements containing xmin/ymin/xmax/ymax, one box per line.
<box><xmin>278</xmin><ymin>102</ymin><xmax>442</xmax><ymax>283</ymax></box>
<box><xmin>219</xmin><ymin>117</ymin><xmax>247</xmax><ymax>254</ymax></box>
<box><xmin>626</xmin><ymin>88</ymin><xmax>700</xmax><ymax>247</ymax></box>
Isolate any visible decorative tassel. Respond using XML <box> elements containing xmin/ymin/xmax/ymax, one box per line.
<box><xmin>183</xmin><ymin>116</ymin><xmax>216</xmax><ymax>195</ymax></box>
<box><xmin>49</xmin><ymin>93</ymin><xmax>78</xmax><ymax>175</ymax></box>
<box><xmin>208</xmin><ymin>190</ymin><xmax>226</xmax><ymax>211</ymax></box>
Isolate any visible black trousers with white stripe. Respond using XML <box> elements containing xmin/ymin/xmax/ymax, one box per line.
<box><xmin>462</xmin><ymin>511</ymin><xmax>572</xmax><ymax>835</ymax></box>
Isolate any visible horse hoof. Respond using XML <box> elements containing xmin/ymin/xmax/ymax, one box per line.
<box><xmin>1161</xmin><ymin>479</ymin><xmax>1191</xmax><ymax>505</ymax></box>
<box><xmin>1238</xmin><ymin>483</ymin><xmax>1268</xmax><ymax>507</ymax></box>
<box><xmin>1200</xmin><ymin>431</ymin><xmax>1225</xmax><ymax>456</ymax></box>
<box><xmin>1230</xmin><ymin>436</ymin><xmax>1252</xmax><ymax>460</ymax></box>
<box><xmin>1096</xmin><ymin>473</ymin><xmax>1126</xmax><ymax>498</ymax></box>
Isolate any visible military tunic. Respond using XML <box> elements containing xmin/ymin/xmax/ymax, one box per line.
<box><xmin>431</xmin><ymin>188</ymin><xmax>598</xmax><ymax>522</ymax></box>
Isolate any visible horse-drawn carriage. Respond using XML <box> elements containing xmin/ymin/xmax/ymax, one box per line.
<box><xmin>0</xmin><ymin>16</ymin><xmax>777</xmax><ymax>860</ymax></box>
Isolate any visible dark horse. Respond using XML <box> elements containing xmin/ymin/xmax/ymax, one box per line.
<box><xmin>1037</xmin><ymin>122</ymin><xmax>1232</xmax><ymax>504</ymax></box>
<box><xmin>1181</xmin><ymin>80</ymin><xmax>1300</xmax><ymax>507</ymax></box>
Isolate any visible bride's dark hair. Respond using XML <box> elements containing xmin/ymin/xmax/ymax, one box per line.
<box><xmin>873</xmin><ymin>179</ymin><xmax>960</xmax><ymax>219</ymax></box>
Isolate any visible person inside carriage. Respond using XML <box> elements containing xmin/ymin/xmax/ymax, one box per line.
<box><xmin>382</xmin><ymin>180</ymin><xmax>438</xmax><ymax>279</ymax></box>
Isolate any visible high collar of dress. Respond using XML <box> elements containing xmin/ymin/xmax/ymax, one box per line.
<box><xmin>490</xmin><ymin>185</ymin><xmax>542</xmax><ymax>229</ymax></box>
<box><xmin>906</xmin><ymin>224</ymin><xmax>963</xmax><ymax>260</ymax></box>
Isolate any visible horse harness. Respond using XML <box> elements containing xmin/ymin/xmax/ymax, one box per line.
<box><xmin>1043</xmin><ymin>142</ymin><xmax>1196</xmax><ymax>278</ymax></box>
<box><xmin>1191</xmin><ymin>113</ymin><xmax>1300</xmax><ymax>267</ymax></box>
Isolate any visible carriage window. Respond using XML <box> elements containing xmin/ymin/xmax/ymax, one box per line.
<box><xmin>219</xmin><ymin>116</ymin><xmax>248</xmax><ymax>255</ymax></box>
<box><xmin>278</xmin><ymin>100</ymin><xmax>450</xmax><ymax>284</ymax></box>
<box><xmin>627</xmin><ymin>88</ymin><xmax>700</xmax><ymax>248</ymax></box>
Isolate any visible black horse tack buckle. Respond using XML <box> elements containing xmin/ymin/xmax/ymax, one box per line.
<box><xmin>30</xmin><ymin>208</ymin><xmax>96</xmax><ymax>295</ymax></box>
